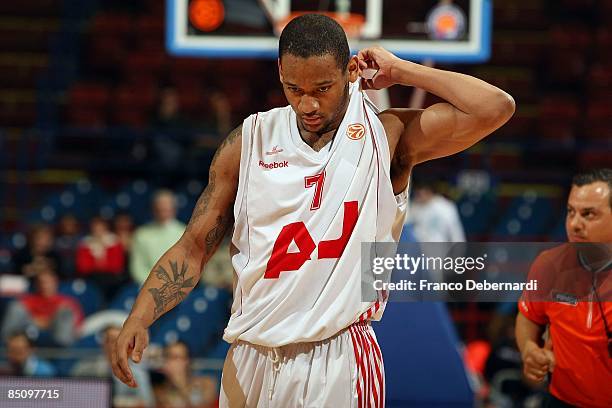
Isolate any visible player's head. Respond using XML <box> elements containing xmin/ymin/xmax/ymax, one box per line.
<box><xmin>566</xmin><ymin>168</ymin><xmax>612</xmax><ymax>243</ymax></box>
<box><xmin>278</xmin><ymin>14</ymin><xmax>359</xmax><ymax>134</ymax></box>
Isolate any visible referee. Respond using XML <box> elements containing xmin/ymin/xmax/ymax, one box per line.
<box><xmin>516</xmin><ymin>168</ymin><xmax>612</xmax><ymax>407</ymax></box>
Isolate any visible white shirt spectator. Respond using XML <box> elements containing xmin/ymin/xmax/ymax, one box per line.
<box><xmin>409</xmin><ymin>194</ymin><xmax>466</xmax><ymax>242</ymax></box>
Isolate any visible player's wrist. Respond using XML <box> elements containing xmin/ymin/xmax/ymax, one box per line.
<box><xmin>391</xmin><ymin>59</ymin><xmax>426</xmax><ymax>87</ymax></box>
<box><xmin>126</xmin><ymin>314</ymin><xmax>151</xmax><ymax>329</ymax></box>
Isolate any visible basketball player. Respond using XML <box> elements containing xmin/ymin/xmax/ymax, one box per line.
<box><xmin>112</xmin><ymin>14</ymin><xmax>514</xmax><ymax>407</ymax></box>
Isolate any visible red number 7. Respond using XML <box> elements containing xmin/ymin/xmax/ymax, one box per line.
<box><xmin>304</xmin><ymin>171</ymin><xmax>325</xmax><ymax>211</ymax></box>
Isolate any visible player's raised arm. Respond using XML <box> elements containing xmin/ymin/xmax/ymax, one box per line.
<box><xmin>111</xmin><ymin>125</ymin><xmax>242</xmax><ymax>387</ymax></box>
<box><xmin>358</xmin><ymin>46</ymin><xmax>515</xmax><ymax>172</ymax></box>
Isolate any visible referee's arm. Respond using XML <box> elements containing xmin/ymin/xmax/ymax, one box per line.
<box><xmin>516</xmin><ymin>312</ymin><xmax>555</xmax><ymax>383</ymax></box>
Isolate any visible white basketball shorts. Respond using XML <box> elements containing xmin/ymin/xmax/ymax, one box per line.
<box><xmin>219</xmin><ymin>321</ymin><xmax>385</xmax><ymax>408</ymax></box>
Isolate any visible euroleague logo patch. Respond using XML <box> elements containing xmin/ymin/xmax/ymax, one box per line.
<box><xmin>346</xmin><ymin>123</ymin><xmax>365</xmax><ymax>140</ymax></box>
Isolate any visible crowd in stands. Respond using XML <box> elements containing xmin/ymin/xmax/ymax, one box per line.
<box><xmin>0</xmin><ymin>189</ymin><xmax>230</xmax><ymax>407</ymax></box>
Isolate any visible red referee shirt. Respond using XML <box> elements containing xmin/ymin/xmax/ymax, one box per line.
<box><xmin>519</xmin><ymin>244</ymin><xmax>612</xmax><ymax>407</ymax></box>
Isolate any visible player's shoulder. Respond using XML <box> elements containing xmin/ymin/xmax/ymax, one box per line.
<box><xmin>248</xmin><ymin>105</ymin><xmax>292</xmax><ymax>123</ymax></box>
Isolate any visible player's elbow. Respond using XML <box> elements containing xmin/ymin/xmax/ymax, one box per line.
<box><xmin>482</xmin><ymin>90</ymin><xmax>515</xmax><ymax>129</ymax></box>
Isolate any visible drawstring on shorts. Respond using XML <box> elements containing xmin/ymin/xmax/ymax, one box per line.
<box><xmin>268</xmin><ymin>347</ymin><xmax>282</xmax><ymax>400</ymax></box>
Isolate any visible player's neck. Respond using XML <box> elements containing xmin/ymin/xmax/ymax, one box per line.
<box><xmin>297</xmin><ymin>124</ymin><xmax>338</xmax><ymax>152</ymax></box>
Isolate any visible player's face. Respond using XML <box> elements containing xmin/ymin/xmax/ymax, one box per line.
<box><xmin>279</xmin><ymin>53</ymin><xmax>359</xmax><ymax>134</ymax></box>
<box><xmin>566</xmin><ymin>181</ymin><xmax>612</xmax><ymax>242</ymax></box>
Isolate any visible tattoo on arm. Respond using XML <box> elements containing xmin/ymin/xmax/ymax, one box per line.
<box><xmin>205</xmin><ymin>212</ymin><xmax>233</xmax><ymax>254</ymax></box>
<box><xmin>148</xmin><ymin>260</ymin><xmax>196</xmax><ymax>319</ymax></box>
<box><xmin>186</xmin><ymin>170</ymin><xmax>216</xmax><ymax>231</ymax></box>
<box><xmin>186</xmin><ymin>125</ymin><xmax>241</xmax><ymax>232</ymax></box>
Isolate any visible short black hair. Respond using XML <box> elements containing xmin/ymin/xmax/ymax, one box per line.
<box><xmin>572</xmin><ymin>168</ymin><xmax>612</xmax><ymax>208</ymax></box>
<box><xmin>279</xmin><ymin>14</ymin><xmax>350</xmax><ymax>70</ymax></box>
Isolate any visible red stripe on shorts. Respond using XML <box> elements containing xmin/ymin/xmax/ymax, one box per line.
<box><xmin>350</xmin><ymin>322</ymin><xmax>384</xmax><ymax>408</ymax></box>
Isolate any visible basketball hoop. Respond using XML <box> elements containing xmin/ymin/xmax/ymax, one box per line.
<box><xmin>274</xmin><ymin>12</ymin><xmax>365</xmax><ymax>39</ymax></box>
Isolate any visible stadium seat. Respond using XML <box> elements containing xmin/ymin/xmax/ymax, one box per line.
<box><xmin>59</xmin><ymin>279</ymin><xmax>103</xmax><ymax>317</ymax></box>
<box><xmin>108</xmin><ymin>282</ymin><xmax>140</xmax><ymax>312</ymax></box>
<box><xmin>149</xmin><ymin>285</ymin><xmax>230</xmax><ymax>356</ymax></box>
<box><xmin>491</xmin><ymin>194</ymin><xmax>559</xmax><ymax>239</ymax></box>
<box><xmin>457</xmin><ymin>192</ymin><xmax>501</xmax><ymax>237</ymax></box>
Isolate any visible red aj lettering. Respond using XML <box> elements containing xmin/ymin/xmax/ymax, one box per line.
<box><xmin>264</xmin><ymin>201</ymin><xmax>358</xmax><ymax>279</ymax></box>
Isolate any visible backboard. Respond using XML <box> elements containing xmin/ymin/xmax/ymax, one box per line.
<box><xmin>166</xmin><ymin>0</ymin><xmax>491</xmax><ymax>63</ymax></box>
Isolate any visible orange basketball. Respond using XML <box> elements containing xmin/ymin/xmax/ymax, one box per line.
<box><xmin>436</xmin><ymin>13</ymin><xmax>458</xmax><ymax>35</ymax></box>
<box><xmin>189</xmin><ymin>0</ymin><xmax>225</xmax><ymax>32</ymax></box>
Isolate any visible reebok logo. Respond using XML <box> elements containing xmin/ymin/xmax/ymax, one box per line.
<box><xmin>259</xmin><ymin>160</ymin><xmax>288</xmax><ymax>169</ymax></box>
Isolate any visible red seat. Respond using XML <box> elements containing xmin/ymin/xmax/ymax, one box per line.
<box><xmin>111</xmin><ymin>108</ymin><xmax>148</xmax><ymax>129</ymax></box>
<box><xmin>88</xmin><ymin>35</ymin><xmax>128</xmax><ymax>71</ymax></box>
<box><xmin>123</xmin><ymin>51</ymin><xmax>167</xmax><ymax>76</ymax></box>
<box><xmin>91</xmin><ymin>13</ymin><xmax>132</xmax><ymax>36</ymax></box>
<box><xmin>549</xmin><ymin>25</ymin><xmax>592</xmax><ymax>49</ymax></box>
<box><xmin>66</xmin><ymin>107</ymin><xmax>107</xmax><ymax>127</ymax></box>
<box><xmin>539</xmin><ymin>97</ymin><xmax>579</xmax><ymax>121</ymax></box>
<box><xmin>113</xmin><ymin>85</ymin><xmax>157</xmax><ymax>109</ymax></box>
<box><xmin>68</xmin><ymin>83</ymin><xmax>111</xmax><ymax>109</ymax></box>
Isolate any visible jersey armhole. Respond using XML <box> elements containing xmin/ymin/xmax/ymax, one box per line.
<box><xmin>233</xmin><ymin>114</ymin><xmax>256</xmax><ymax>220</ymax></box>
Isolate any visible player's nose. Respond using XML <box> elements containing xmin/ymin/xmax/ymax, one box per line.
<box><xmin>299</xmin><ymin>95</ymin><xmax>319</xmax><ymax>115</ymax></box>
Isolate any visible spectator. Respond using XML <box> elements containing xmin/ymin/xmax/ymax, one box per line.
<box><xmin>153</xmin><ymin>86</ymin><xmax>190</xmax><ymax>131</ymax></box>
<box><xmin>12</xmin><ymin>223</ymin><xmax>63</xmax><ymax>279</ymax></box>
<box><xmin>113</xmin><ymin>212</ymin><xmax>135</xmax><ymax>253</ymax></box>
<box><xmin>54</xmin><ymin>214</ymin><xmax>82</xmax><ymax>278</ymax></box>
<box><xmin>153</xmin><ymin>341</ymin><xmax>218</xmax><ymax>408</ymax></box>
<box><xmin>76</xmin><ymin>216</ymin><xmax>127</xmax><ymax>300</ymax></box>
<box><xmin>3</xmin><ymin>332</ymin><xmax>55</xmax><ymax>377</ymax></box>
<box><xmin>1</xmin><ymin>265</ymin><xmax>83</xmax><ymax>347</ymax></box>
<box><xmin>404</xmin><ymin>179</ymin><xmax>466</xmax><ymax>282</ymax></box>
<box><xmin>407</xmin><ymin>181</ymin><xmax>466</xmax><ymax>242</ymax></box>
<box><xmin>208</xmin><ymin>90</ymin><xmax>232</xmax><ymax>136</ymax></box>
<box><xmin>130</xmin><ymin>190</ymin><xmax>185</xmax><ymax>285</ymax></box>
<box><xmin>151</xmin><ymin>87</ymin><xmax>190</xmax><ymax>183</ymax></box>
<box><xmin>200</xmin><ymin>239</ymin><xmax>233</xmax><ymax>290</ymax></box>
<box><xmin>72</xmin><ymin>325</ymin><xmax>154</xmax><ymax>407</ymax></box>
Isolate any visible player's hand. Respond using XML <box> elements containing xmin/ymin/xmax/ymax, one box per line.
<box><xmin>111</xmin><ymin>316</ymin><xmax>149</xmax><ymax>388</ymax></box>
<box><xmin>521</xmin><ymin>341</ymin><xmax>555</xmax><ymax>383</ymax></box>
<box><xmin>357</xmin><ymin>46</ymin><xmax>401</xmax><ymax>90</ymax></box>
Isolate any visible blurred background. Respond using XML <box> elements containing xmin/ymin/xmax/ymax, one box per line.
<box><xmin>0</xmin><ymin>0</ymin><xmax>610</xmax><ymax>407</ymax></box>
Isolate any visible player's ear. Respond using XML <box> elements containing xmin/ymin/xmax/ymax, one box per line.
<box><xmin>347</xmin><ymin>55</ymin><xmax>359</xmax><ymax>83</ymax></box>
<box><xmin>278</xmin><ymin>58</ymin><xmax>284</xmax><ymax>82</ymax></box>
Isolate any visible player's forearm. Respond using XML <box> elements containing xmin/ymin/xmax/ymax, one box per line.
<box><xmin>127</xmin><ymin>236</ymin><xmax>204</xmax><ymax>328</ymax></box>
<box><xmin>392</xmin><ymin>60</ymin><xmax>514</xmax><ymax>122</ymax></box>
<box><xmin>515</xmin><ymin>312</ymin><xmax>545</xmax><ymax>355</ymax></box>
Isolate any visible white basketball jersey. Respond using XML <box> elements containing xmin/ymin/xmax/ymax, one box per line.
<box><xmin>223</xmin><ymin>81</ymin><xmax>408</xmax><ymax>347</ymax></box>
